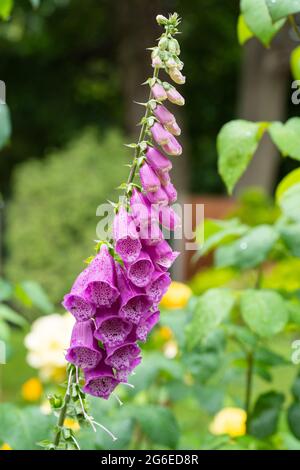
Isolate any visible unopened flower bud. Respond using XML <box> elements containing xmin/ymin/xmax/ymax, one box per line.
<box><xmin>158</xmin><ymin>36</ymin><xmax>169</xmax><ymax>50</ymax></box>
<box><xmin>151</xmin><ymin>83</ymin><xmax>167</xmax><ymax>101</ymax></box>
<box><xmin>156</xmin><ymin>14</ymin><xmax>168</xmax><ymax>25</ymax></box>
<box><xmin>166</xmin><ymin>86</ymin><xmax>185</xmax><ymax>106</ymax></box>
<box><xmin>168</xmin><ymin>38</ymin><xmax>180</xmax><ymax>55</ymax></box>
<box><xmin>168</xmin><ymin>67</ymin><xmax>186</xmax><ymax>85</ymax></box>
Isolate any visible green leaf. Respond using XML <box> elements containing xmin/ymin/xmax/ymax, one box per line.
<box><xmin>266</xmin><ymin>0</ymin><xmax>300</xmax><ymax>21</ymax></box>
<box><xmin>291</xmin><ymin>46</ymin><xmax>300</xmax><ymax>80</ymax></box>
<box><xmin>132</xmin><ymin>405</ymin><xmax>179</xmax><ymax>448</ymax></box>
<box><xmin>217</xmin><ymin>120</ymin><xmax>267</xmax><ymax>194</ymax></box>
<box><xmin>0</xmin><ymin>404</ymin><xmax>55</xmax><ymax>450</ymax></box>
<box><xmin>30</xmin><ymin>0</ymin><xmax>40</xmax><ymax>9</ymax></box>
<box><xmin>14</xmin><ymin>281</ymin><xmax>54</xmax><ymax>314</ymax></box>
<box><xmin>287</xmin><ymin>300</ymin><xmax>300</xmax><ymax>325</ymax></box>
<box><xmin>0</xmin><ymin>0</ymin><xmax>13</xmax><ymax>20</ymax></box>
<box><xmin>197</xmin><ymin>218</ymin><xmax>248</xmax><ymax>256</ymax></box>
<box><xmin>193</xmin><ymin>384</ymin><xmax>224</xmax><ymax>414</ymax></box>
<box><xmin>275</xmin><ymin>168</ymin><xmax>300</xmax><ymax>203</ymax></box>
<box><xmin>237</xmin><ymin>14</ymin><xmax>253</xmax><ymax>45</ymax></box>
<box><xmin>186</xmin><ymin>288</ymin><xmax>235</xmax><ymax>348</ymax></box>
<box><xmin>269</xmin><ymin>118</ymin><xmax>300</xmax><ymax>161</ymax></box>
<box><xmin>215</xmin><ymin>225</ymin><xmax>278</xmax><ymax>269</ymax></box>
<box><xmin>248</xmin><ymin>391</ymin><xmax>285</xmax><ymax>438</ymax></box>
<box><xmin>291</xmin><ymin>373</ymin><xmax>300</xmax><ymax>401</ymax></box>
<box><xmin>288</xmin><ymin>402</ymin><xmax>300</xmax><ymax>439</ymax></box>
<box><xmin>0</xmin><ymin>319</ymin><xmax>10</xmax><ymax>341</ymax></box>
<box><xmin>0</xmin><ymin>104</ymin><xmax>11</xmax><ymax>150</ymax></box>
<box><xmin>255</xmin><ymin>346</ymin><xmax>289</xmax><ymax>367</ymax></box>
<box><xmin>241</xmin><ymin>0</ymin><xmax>285</xmax><ymax>46</ymax></box>
<box><xmin>0</xmin><ymin>304</ymin><xmax>27</xmax><ymax>327</ymax></box>
<box><xmin>279</xmin><ymin>222</ymin><xmax>300</xmax><ymax>256</ymax></box>
<box><xmin>240</xmin><ymin>289</ymin><xmax>288</xmax><ymax>337</ymax></box>
<box><xmin>0</xmin><ymin>278</ymin><xmax>13</xmax><ymax>301</ymax></box>
<box><xmin>279</xmin><ymin>183</ymin><xmax>300</xmax><ymax>222</ymax></box>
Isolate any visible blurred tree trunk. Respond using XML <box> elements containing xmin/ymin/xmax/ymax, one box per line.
<box><xmin>116</xmin><ymin>0</ymin><xmax>189</xmax><ymax>280</ymax></box>
<box><xmin>235</xmin><ymin>26</ymin><xmax>294</xmax><ymax>195</ymax></box>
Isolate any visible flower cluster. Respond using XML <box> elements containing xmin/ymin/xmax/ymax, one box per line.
<box><xmin>62</xmin><ymin>13</ymin><xmax>185</xmax><ymax>400</ymax></box>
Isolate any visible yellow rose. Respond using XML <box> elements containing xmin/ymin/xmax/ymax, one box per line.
<box><xmin>21</xmin><ymin>377</ymin><xmax>43</xmax><ymax>402</ymax></box>
<box><xmin>0</xmin><ymin>443</ymin><xmax>12</xmax><ymax>450</ymax></box>
<box><xmin>160</xmin><ymin>281</ymin><xmax>192</xmax><ymax>309</ymax></box>
<box><xmin>210</xmin><ymin>407</ymin><xmax>247</xmax><ymax>438</ymax></box>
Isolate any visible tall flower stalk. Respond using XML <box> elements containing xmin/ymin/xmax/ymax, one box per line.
<box><xmin>46</xmin><ymin>12</ymin><xmax>185</xmax><ymax>450</ymax></box>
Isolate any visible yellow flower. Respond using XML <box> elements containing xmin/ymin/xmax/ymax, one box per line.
<box><xmin>0</xmin><ymin>443</ymin><xmax>12</xmax><ymax>450</ymax></box>
<box><xmin>158</xmin><ymin>326</ymin><xmax>173</xmax><ymax>341</ymax></box>
<box><xmin>210</xmin><ymin>407</ymin><xmax>247</xmax><ymax>438</ymax></box>
<box><xmin>160</xmin><ymin>281</ymin><xmax>192</xmax><ymax>309</ymax></box>
<box><xmin>64</xmin><ymin>418</ymin><xmax>80</xmax><ymax>432</ymax></box>
<box><xmin>21</xmin><ymin>377</ymin><xmax>43</xmax><ymax>402</ymax></box>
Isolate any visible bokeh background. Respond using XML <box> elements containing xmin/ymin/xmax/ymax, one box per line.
<box><xmin>1</xmin><ymin>0</ymin><xmax>300</xmax><ymax>451</ymax></box>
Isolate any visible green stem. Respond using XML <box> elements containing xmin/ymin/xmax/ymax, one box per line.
<box><xmin>289</xmin><ymin>15</ymin><xmax>300</xmax><ymax>41</ymax></box>
<box><xmin>245</xmin><ymin>351</ymin><xmax>254</xmax><ymax>422</ymax></box>
<box><xmin>53</xmin><ymin>368</ymin><xmax>74</xmax><ymax>449</ymax></box>
<box><xmin>125</xmin><ymin>67</ymin><xmax>159</xmax><ymax>194</ymax></box>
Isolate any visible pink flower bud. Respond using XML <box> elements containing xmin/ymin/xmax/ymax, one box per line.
<box><xmin>146</xmin><ymin>147</ymin><xmax>172</xmax><ymax>173</ymax></box>
<box><xmin>168</xmin><ymin>67</ymin><xmax>186</xmax><ymax>85</ymax></box>
<box><xmin>162</xmin><ymin>134</ymin><xmax>182</xmax><ymax>156</ymax></box>
<box><xmin>152</xmin><ymin>56</ymin><xmax>163</xmax><ymax>68</ymax></box>
<box><xmin>163</xmin><ymin>181</ymin><xmax>177</xmax><ymax>203</ymax></box>
<box><xmin>139</xmin><ymin>162</ymin><xmax>161</xmax><ymax>192</ymax></box>
<box><xmin>153</xmin><ymin>104</ymin><xmax>175</xmax><ymax>126</ymax></box>
<box><xmin>165</xmin><ymin>120</ymin><xmax>181</xmax><ymax>136</ymax></box>
<box><xmin>150</xmin><ymin>122</ymin><xmax>172</xmax><ymax>146</ymax></box>
<box><xmin>146</xmin><ymin>187</ymin><xmax>169</xmax><ymax>206</ymax></box>
<box><xmin>158</xmin><ymin>171</ymin><xmax>170</xmax><ymax>186</ymax></box>
<box><xmin>158</xmin><ymin>205</ymin><xmax>181</xmax><ymax>231</ymax></box>
<box><xmin>166</xmin><ymin>87</ymin><xmax>185</xmax><ymax>106</ymax></box>
<box><xmin>151</xmin><ymin>83</ymin><xmax>167</xmax><ymax>101</ymax></box>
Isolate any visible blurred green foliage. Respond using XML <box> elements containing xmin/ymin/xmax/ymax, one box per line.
<box><xmin>4</xmin><ymin>129</ymin><xmax>128</xmax><ymax>303</ymax></box>
<box><xmin>0</xmin><ymin>0</ymin><xmax>240</xmax><ymax>194</ymax></box>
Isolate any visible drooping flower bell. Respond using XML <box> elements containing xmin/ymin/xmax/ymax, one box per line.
<box><xmin>113</xmin><ymin>206</ymin><xmax>141</xmax><ymax>263</ymax></box>
<box><xmin>66</xmin><ymin>320</ymin><xmax>102</xmax><ymax>369</ymax></box>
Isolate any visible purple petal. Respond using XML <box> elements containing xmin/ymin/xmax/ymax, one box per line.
<box><xmin>113</xmin><ymin>206</ymin><xmax>141</xmax><ymax>263</ymax></box>
<box><xmin>125</xmin><ymin>250</ymin><xmax>154</xmax><ymax>288</ymax></box>
<box><xmin>83</xmin><ymin>362</ymin><xmax>119</xmax><ymax>399</ymax></box>
<box><xmin>66</xmin><ymin>319</ymin><xmax>101</xmax><ymax>369</ymax></box>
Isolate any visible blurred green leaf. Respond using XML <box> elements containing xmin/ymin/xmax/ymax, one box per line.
<box><xmin>291</xmin><ymin>373</ymin><xmax>300</xmax><ymax>401</ymax></box>
<box><xmin>0</xmin><ymin>0</ymin><xmax>13</xmax><ymax>20</ymax></box>
<box><xmin>186</xmin><ymin>288</ymin><xmax>235</xmax><ymax>348</ymax></box>
<box><xmin>240</xmin><ymin>289</ymin><xmax>288</xmax><ymax>337</ymax></box>
<box><xmin>130</xmin><ymin>405</ymin><xmax>179</xmax><ymax>448</ymax></box>
<box><xmin>276</xmin><ymin>168</ymin><xmax>300</xmax><ymax>202</ymax></box>
<box><xmin>0</xmin><ymin>318</ymin><xmax>10</xmax><ymax>341</ymax></box>
<box><xmin>237</xmin><ymin>14</ymin><xmax>253</xmax><ymax>45</ymax></box>
<box><xmin>215</xmin><ymin>225</ymin><xmax>278</xmax><ymax>269</ymax></box>
<box><xmin>278</xmin><ymin>183</ymin><xmax>300</xmax><ymax>223</ymax></box>
<box><xmin>0</xmin><ymin>278</ymin><xmax>13</xmax><ymax>301</ymax></box>
<box><xmin>217</xmin><ymin>120</ymin><xmax>267</xmax><ymax>194</ymax></box>
<box><xmin>279</xmin><ymin>222</ymin><xmax>300</xmax><ymax>256</ymax></box>
<box><xmin>291</xmin><ymin>46</ymin><xmax>300</xmax><ymax>80</ymax></box>
<box><xmin>0</xmin><ymin>304</ymin><xmax>27</xmax><ymax>327</ymax></box>
<box><xmin>288</xmin><ymin>402</ymin><xmax>300</xmax><ymax>439</ymax></box>
<box><xmin>266</xmin><ymin>0</ymin><xmax>300</xmax><ymax>21</ymax></box>
<box><xmin>249</xmin><ymin>391</ymin><xmax>285</xmax><ymax>438</ymax></box>
<box><xmin>255</xmin><ymin>346</ymin><xmax>289</xmax><ymax>367</ymax></box>
<box><xmin>198</xmin><ymin>218</ymin><xmax>248</xmax><ymax>256</ymax></box>
<box><xmin>0</xmin><ymin>404</ymin><xmax>55</xmax><ymax>450</ymax></box>
<box><xmin>193</xmin><ymin>384</ymin><xmax>224</xmax><ymax>414</ymax></box>
<box><xmin>241</xmin><ymin>0</ymin><xmax>285</xmax><ymax>46</ymax></box>
<box><xmin>269</xmin><ymin>118</ymin><xmax>300</xmax><ymax>161</ymax></box>
<box><xmin>14</xmin><ymin>281</ymin><xmax>53</xmax><ymax>314</ymax></box>
<box><xmin>0</xmin><ymin>104</ymin><xmax>11</xmax><ymax>149</ymax></box>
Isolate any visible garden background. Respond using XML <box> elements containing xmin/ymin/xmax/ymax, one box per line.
<box><xmin>1</xmin><ymin>0</ymin><xmax>300</xmax><ymax>450</ymax></box>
